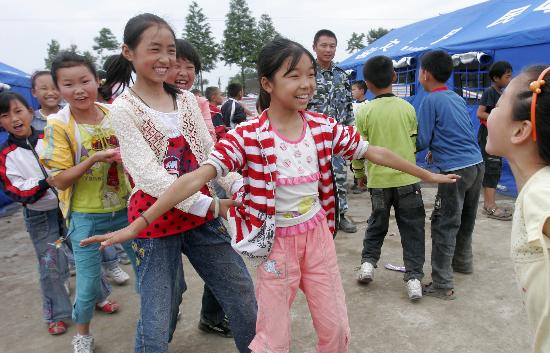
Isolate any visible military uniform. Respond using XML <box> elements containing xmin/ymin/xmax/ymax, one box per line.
<box><xmin>308</xmin><ymin>63</ymin><xmax>355</xmax><ymax>225</ymax></box>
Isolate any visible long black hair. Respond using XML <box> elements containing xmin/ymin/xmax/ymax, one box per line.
<box><xmin>257</xmin><ymin>37</ymin><xmax>316</xmax><ymax>110</ymax></box>
<box><xmin>102</xmin><ymin>13</ymin><xmax>179</xmax><ymax>99</ymax></box>
<box><xmin>512</xmin><ymin>65</ymin><xmax>550</xmax><ymax>165</ymax></box>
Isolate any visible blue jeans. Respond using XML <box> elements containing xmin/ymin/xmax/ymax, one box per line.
<box><xmin>133</xmin><ymin>218</ymin><xmax>257</xmax><ymax>353</ymax></box>
<box><xmin>362</xmin><ymin>183</ymin><xmax>426</xmax><ymax>281</ymax></box>
<box><xmin>69</xmin><ymin>209</ymin><xmax>137</xmax><ymax>324</ymax></box>
<box><xmin>23</xmin><ymin>207</ymin><xmax>72</xmax><ymax>323</ymax></box>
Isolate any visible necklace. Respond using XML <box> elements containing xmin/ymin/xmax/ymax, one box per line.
<box><xmin>129</xmin><ymin>87</ymin><xmax>177</xmax><ymax>110</ymax></box>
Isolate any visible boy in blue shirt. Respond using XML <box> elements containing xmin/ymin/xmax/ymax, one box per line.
<box><xmin>416</xmin><ymin>50</ymin><xmax>484</xmax><ymax>300</ymax></box>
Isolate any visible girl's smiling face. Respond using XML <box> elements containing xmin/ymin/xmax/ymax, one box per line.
<box><xmin>56</xmin><ymin>65</ymin><xmax>99</xmax><ymax>112</ymax></box>
<box><xmin>262</xmin><ymin>53</ymin><xmax>316</xmax><ymax>112</ymax></box>
<box><xmin>123</xmin><ymin>24</ymin><xmax>176</xmax><ymax>86</ymax></box>
<box><xmin>166</xmin><ymin>58</ymin><xmax>196</xmax><ymax>90</ymax></box>
<box><xmin>32</xmin><ymin>74</ymin><xmax>61</xmax><ymax>110</ymax></box>
<box><xmin>0</xmin><ymin>99</ymin><xmax>33</xmax><ymax>139</ymax></box>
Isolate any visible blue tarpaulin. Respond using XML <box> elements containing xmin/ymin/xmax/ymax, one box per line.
<box><xmin>0</xmin><ymin>61</ymin><xmax>39</xmax><ymax>109</ymax></box>
<box><xmin>339</xmin><ymin>0</ymin><xmax>550</xmax><ymax>196</ymax></box>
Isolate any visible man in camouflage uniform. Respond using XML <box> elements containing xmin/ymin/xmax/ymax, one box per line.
<box><xmin>308</xmin><ymin>29</ymin><xmax>357</xmax><ymax>233</ymax></box>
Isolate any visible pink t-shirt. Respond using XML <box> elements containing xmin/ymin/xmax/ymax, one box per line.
<box><xmin>196</xmin><ymin>96</ymin><xmax>216</xmax><ymax>141</ymax></box>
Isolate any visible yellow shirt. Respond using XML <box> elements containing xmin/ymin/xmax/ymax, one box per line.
<box><xmin>71</xmin><ymin>117</ymin><xmax>129</xmax><ymax>213</ymax></box>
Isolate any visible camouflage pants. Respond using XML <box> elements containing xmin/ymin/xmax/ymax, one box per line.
<box><xmin>332</xmin><ymin>155</ymin><xmax>348</xmax><ymax>214</ymax></box>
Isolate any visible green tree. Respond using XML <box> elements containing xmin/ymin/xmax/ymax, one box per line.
<box><xmin>93</xmin><ymin>27</ymin><xmax>120</xmax><ymax>66</ymax></box>
<box><xmin>183</xmin><ymin>1</ymin><xmax>219</xmax><ymax>92</ymax></box>
<box><xmin>222</xmin><ymin>0</ymin><xmax>260</xmax><ymax>93</ymax></box>
<box><xmin>257</xmin><ymin>14</ymin><xmax>280</xmax><ymax>47</ymax></box>
<box><xmin>346</xmin><ymin>32</ymin><xmax>367</xmax><ymax>53</ymax></box>
<box><xmin>366</xmin><ymin>27</ymin><xmax>390</xmax><ymax>44</ymax></box>
<box><xmin>44</xmin><ymin>39</ymin><xmax>60</xmax><ymax>69</ymax></box>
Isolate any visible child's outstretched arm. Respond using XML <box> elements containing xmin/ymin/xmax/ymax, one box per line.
<box><xmin>364</xmin><ymin>145</ymin><xmax>460</xmax><ymax>184</ymax></box>
<box><xmin>81</xmin><ymin>164</ymin><xmax>218</xmax><ymax>248</ymax></box>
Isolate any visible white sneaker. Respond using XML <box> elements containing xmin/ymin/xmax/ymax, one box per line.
<box><xmin>407</xmin><ymin>279</ymin><xmax>422</xmax><ymax>301</ymax></box>
<box><xmin>104</xmin><ymin>266</ymin><xmax>130</xmax><ymax>285</ymax></box>
<box><xmin>72</xmin><ymin>334</ymin><xmax>95</xmax><ymax>353</ymax></box>
<box><xmin>357</xmin><ymin>262</ymin><xmax>375</xmax><ymax>284</ymax></box>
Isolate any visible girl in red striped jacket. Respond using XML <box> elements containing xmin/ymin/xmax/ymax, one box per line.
<box><xmin>84</xmin><ymin>38</ymin><xmax>459</xmax><ymax>353</ymax></box>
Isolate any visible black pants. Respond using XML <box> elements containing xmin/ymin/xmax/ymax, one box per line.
<box><xmin>478</xmin><ymin>125</ymin><xmax>502</xmax><ymax>188</ymax></box>
<box><xmin>361</xmin><ymin>183</ymin><xmax>426</xmax><ymax>281</ymax></box>
<box><xmin>430</xmin><ymin>163</ymin><xmax>484</xmax><ymax>289</ymax></box>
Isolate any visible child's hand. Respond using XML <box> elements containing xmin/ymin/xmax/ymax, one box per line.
<box><xmin>219</xmin><ymin>199</ymin><xmax>241</xmax><ymax>220</ymax></box>
<box><xmin>93</xmin><ymin>148</ymin><xmax>121</xmax><ymax>163</ymax></box>
<box><xmin>426</xmin><ymin>172</ymin><xmax>461</xmax><ymax>184</ymax></box>
<box><xmin>80</xmin><ymin>226</ymin><xmax>137</xmax><ymax>250</ymax></box>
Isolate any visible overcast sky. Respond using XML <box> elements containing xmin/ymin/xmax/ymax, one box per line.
<box><xmin>1</xmin><ymin>0</ymin><xmax>486</xmax><ymax>88</ymax></box>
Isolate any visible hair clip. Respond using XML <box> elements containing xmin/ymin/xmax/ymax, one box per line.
<box><xmin>530</xmin><ymin>67</ymin><xmax>550</xmax><ymax>141</ymax></box>
<box><xmin>529</xmin><ymin>79</ymin><xmax>545</xmax><ymax>94</ymax></box>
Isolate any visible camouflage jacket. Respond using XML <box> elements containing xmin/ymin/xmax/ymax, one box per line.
<box><xmin>307</xmin><ymin>62</ymin><xmax>354</xmax><ymax>126</ymax></box>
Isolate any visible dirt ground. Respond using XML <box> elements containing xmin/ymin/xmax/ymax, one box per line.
<box><xmin>0</xmin><ymin>183</ymin><xmax>531</xmax><ymax>353</ymax></box>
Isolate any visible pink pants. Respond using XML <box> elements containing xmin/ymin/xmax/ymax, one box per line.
<box><xmin>249</xmin><ymin>220</ymin><xmax>350</xmax><ymax>353</ymax></box>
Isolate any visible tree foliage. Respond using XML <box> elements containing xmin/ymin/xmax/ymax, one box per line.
<box><xmin>44</xmin><ymin>41</ymin><xmax>97</xmax><ymax>69</ymax></box>
<box><xmin>222</xmin><ymin>0</ymin><xmax>260</xmax><ymax>93</ymax></box>
<box><xmin>257</xmin><ymin>14</ymin><xmax>280</xmax><ymax>47</ymax></box>
<box><xmin>93</xmin><ymin>27</ymin><xmax>120</xmax><ymax>66</ymax></box>
<box><xmin>346</xmin><ymin>32</ymin><xmax>367</xmax><ymax>53</ymax></box>
<box><xmin>44</xmin><ymin>39</ymin><xmax>61</xmax><ymax>69</ymax></box>
<box><xmin>183</xmin><ymin>1</ymin><xmax>220</xmax><ymax>91</ymax></box>
<box><xmin>366</xmin><ymin>27</ymin><xmax>390</xmax><ymax>44</ymax></box>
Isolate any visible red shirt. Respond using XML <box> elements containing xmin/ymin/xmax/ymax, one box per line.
<box><xmin>127</xmin><ymin>135</ymin><xmax>213</xmax><ymax>238</ymax></box>
<box><xmin>209</xmin><ymin>103</ymin><xmax>227</xmax><ymax>141</ymax></box>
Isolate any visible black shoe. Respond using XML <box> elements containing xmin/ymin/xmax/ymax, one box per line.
<box><xmin>338</xmin><ymin>215</ymin><xmax>357</xmax><ymax>233</ymax></box>
<box><xmin>198</xmin><ymin>318</ymin><xmax>233</xmax><ymax>338</ymax></box>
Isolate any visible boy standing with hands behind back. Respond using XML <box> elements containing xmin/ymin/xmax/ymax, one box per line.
<box><xmin>416</xmin><ymin>50</ymin><xmax>483</xmax><ymax>300</ymax></box>
<box><xmin>354</xmin><ymin>56</ymin><xmax>426</xmax><ymax>301</ymax></box>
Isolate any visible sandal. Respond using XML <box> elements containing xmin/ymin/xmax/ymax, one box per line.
<box><xmin>48</xmin><ymin>321</ymin><xmax>67</xmax><ymax>335</ymax></box>
<box><xmin>422</xmin><ymin>282</ymin><xmax>456</xmax><ymax>300</ymax></box>
<box><xmin>96</xmin><ymin>300</ymin><xmax>119</xmax><ymax>314</ymax></box>
<box><xmin>482</xmin><ymin>206</ymin><xmax>512</xmax><ymax>221</ymax></box>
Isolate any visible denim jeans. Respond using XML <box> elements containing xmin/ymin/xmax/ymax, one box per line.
<box><xmin>23</xmin><ymin>207</ymin><xmax>72</xmax><ymax>323</ymax></box>
<box><xmin>361</xmin><ymin>183</ymin><xmax>426</xmax><ymax>281</ymax></box>
<box><xmin>133</xmin><ymin>218</ymin><xmax>257</xmax><ymax>353</ymax></box>
<box><xmin>69</xmin><ymin>209</ymin><xmax>137</xmax><ymax>324</ymax></box>
<box><xmin>430</xmin><ymin>163</ymin><xmax>484</xmax><ymax>289</ymax></box>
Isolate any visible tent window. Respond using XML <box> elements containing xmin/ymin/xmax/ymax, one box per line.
<box><xmin>392</xmin><ymin>67</ymin><xmax>416</xmax><ymax>97</ymax></box>
<box><xmin>452</xmin><ymin>61</ymin><xmax>491</xmax><ymax>105</ymax></box>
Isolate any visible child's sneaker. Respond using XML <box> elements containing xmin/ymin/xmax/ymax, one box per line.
<box><xmin>357</xmin><ymin>262</ymin><xmax>374</xmax><ymax>284</ymax></box>
<box><xmin>407</xmin><ymin>279</ymin><xmax>422</xmax><ymax>301</ymax></box>
<box><xmin>48</xmin><ymin>321</ymin><xmax>67</xmax><ymax>335</ymax></box>
<box><xmin>96</xmin><ymin>300</ymin><xmax>119</xmax><ymax>314</ymax></box>
<box><xmin>104</xmin><ymin>265</ymin><xmax>130</xmax><ymax>285</ymax></box>
<box><xmin>118</xmin><ymin>254</ymin><xmax>132</xmax><ymax>265</ymax></box>
<box><xmin>72</xmin><ymin>334</ymin><xmax>95</xmax><ymax>353</ymax></box>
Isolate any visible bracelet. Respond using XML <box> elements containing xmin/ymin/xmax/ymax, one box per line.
<box><xmin>213</xmin><ymin>197</ymin><xmax>220</xmax><ymax>218</ymax></box>
<box><xmin>139</xmin><ymin>213</ymin><xmax>150</xmax><ymax>227</ymax></box>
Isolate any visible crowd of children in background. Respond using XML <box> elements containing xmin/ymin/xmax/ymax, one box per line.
<box><xmin>0</xmin><ymin>13</ymin><xmax>548</xmax><ymax>353</ymax></box>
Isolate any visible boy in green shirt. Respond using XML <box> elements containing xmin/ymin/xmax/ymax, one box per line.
<box><xmin>354</xmin><ymin>55</ymin><xmax>426</xmax><ymax>301</ymax></box>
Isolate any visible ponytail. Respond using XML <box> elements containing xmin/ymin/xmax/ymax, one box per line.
<box><xmin>102</xmin><ymin>54</ymin><xmax>133</xmax><ymax>100</ymax></box>
<box><xmin>258</xmin><ymin>88</ymin><xmax>270</xmax><ymax>111</ymax></box>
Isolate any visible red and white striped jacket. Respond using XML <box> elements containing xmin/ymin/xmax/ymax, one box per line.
<box><xmin>205</xmin><ymin>110</ymin><xmax>369</xmax><ymax>263</ymax></box>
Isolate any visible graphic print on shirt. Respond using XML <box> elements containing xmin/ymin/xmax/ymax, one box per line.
<box><xmin>163</xmin><ymin>136</ymin><xmax>197</xmax><ymax>176</ymax></box>
<box><xmin>78</xmin><ymin>123</ymin><xmax>123</xmax><ymax>210</ymax></box>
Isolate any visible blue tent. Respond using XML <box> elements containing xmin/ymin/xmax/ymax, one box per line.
<box><xmin>0</xmin><ymin>61</ymin><xmax>39</xmax><ymax>109</ymax></box>
<box><xmin>340</xmin><ymin>0</ymin><xmax>550</xmax><ymax>196</ymax></box>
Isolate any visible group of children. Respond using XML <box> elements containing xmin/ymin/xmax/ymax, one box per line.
<box><xmin>0</xmin><ymin>12</ymin><xmax>548</xmax><ymax>353</ymax></box>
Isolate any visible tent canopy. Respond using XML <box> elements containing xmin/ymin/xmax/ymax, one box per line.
<box><xmin>0</xmin><ymin>61</ymin><xmax>39</xmax><ymax>109</ymax></box>
<box><xmin>340</xmin><ymin>0</ymin><xmax>550</xmax><ymax>70</ymax></box>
